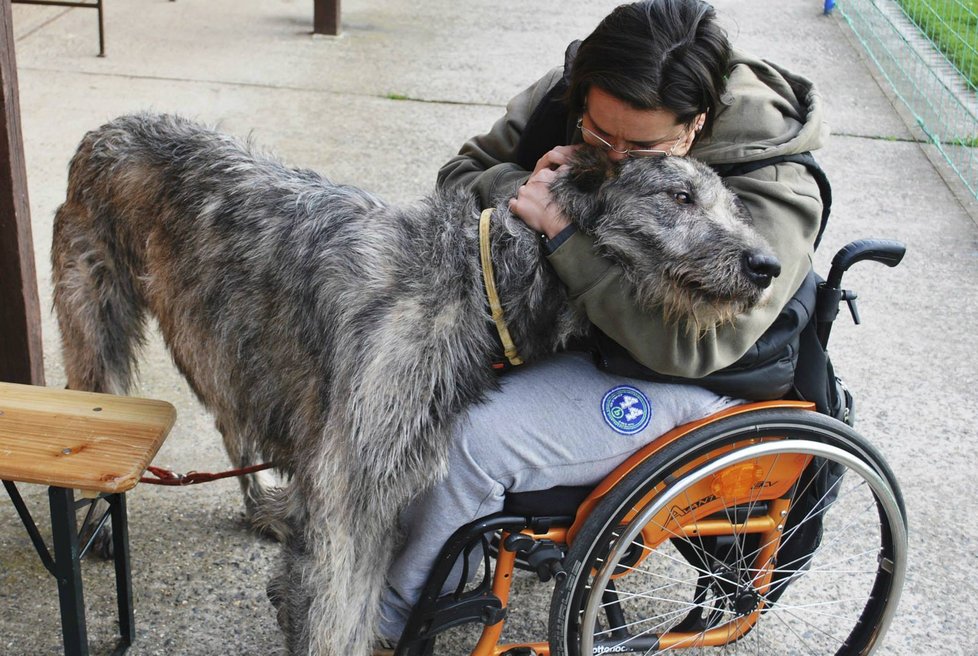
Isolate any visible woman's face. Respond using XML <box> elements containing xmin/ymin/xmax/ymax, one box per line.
<box><xmin>580</xmin><ymin>86</ymin><xmax>704</xmax><ymax>162</ymax></box>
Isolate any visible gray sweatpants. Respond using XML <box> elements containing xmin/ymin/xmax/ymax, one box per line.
<box><xmin>377</xmin><ymin>351</ymin><xmax>739</xmax><ymax>639</ymax></box>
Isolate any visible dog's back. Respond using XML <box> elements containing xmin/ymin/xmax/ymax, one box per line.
<box><xmin>51</xmin><ymin>114</ymin><xmax>388</xmax><ymax>456</ymax></box>
<box><xmin>52</xmin><ymin>114</ymin><xmax>354</xmax><ymax>386</ymax></box>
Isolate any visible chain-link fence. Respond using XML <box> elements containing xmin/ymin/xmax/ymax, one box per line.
<box><xmin>838</xmin><ymin>0</ymin><xmax>978</xmax><ymax>196</ymax></box>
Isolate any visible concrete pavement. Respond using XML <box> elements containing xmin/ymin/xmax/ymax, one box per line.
<box><xmin>2</xmin><ymin>0</ymin><xmax>975</xmax><ymax>653</ymax></box>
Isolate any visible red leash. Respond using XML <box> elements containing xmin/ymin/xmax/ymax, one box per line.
<box><xmin>139</xmin><ymin>462</ymin><xmax>276</xmax><ymax>486</ymax></box>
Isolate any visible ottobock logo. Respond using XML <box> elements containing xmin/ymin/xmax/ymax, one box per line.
<box><xmin>593</xmin><ymin>645</ymin><xmax>630</xmax><ymax>654</ymax></box>
<box><xmin>601</xmin><ymin>385</ymin><xmax>652</xmax><ymax>436</ymax></box>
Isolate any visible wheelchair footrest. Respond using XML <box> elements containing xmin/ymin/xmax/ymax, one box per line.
<box><xmin>423</xmin><ymin>591</ymin><xmax>506</xmax><ymax>637</ymax></box>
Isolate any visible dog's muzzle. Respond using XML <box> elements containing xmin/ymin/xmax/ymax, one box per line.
<box><xmin>743</xmin><ymin>252</ymin><xmax>782</xmax><ymax>289</ymax></box>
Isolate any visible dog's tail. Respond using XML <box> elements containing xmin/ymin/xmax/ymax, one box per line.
<box><xmin>51</xmin><ymin>130</ymin><xmax>149</xmax><ymax>394</ymax></box>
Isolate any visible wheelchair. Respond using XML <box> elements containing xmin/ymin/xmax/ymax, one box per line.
<box><xmin>394</xmin><ymin>239</ymin><xmax>909</xmax><ymax>656</ymax></box>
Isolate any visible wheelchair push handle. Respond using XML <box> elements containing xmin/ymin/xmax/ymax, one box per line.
<box><xmin>825</xmin><ymin>239</ymin><xmax>906</xmax><ymax>289</ymax></box>
<box><xmin>817</xmin><ymin>238</ymin><xmax>906</xmax><ymax>349</ymax></box>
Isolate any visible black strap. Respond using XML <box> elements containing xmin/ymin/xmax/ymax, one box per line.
<box><xmin>711</xmin><ymin>152</ymin><xmax>832</xmax><ymax>249</ymax></box>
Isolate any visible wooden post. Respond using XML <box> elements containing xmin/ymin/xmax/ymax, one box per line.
<box><xmin>313</xmin><ymin>0</ymin><xmax>340</xmax><ymax>36</ymax></box>
<box><xmin>0</xmin><ymin>0</ymin><xmax>45</xmax><ymax>385</ymax></box>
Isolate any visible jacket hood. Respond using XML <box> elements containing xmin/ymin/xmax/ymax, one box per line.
<box><xmin>691</xmin><ymin>49</ymin><xmax>829</xmax><ymax>165</ymax></box>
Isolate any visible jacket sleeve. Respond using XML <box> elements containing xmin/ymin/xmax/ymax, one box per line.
<box><xmin>437</xmin><ymin>68</ymin><xmax>564</xmax><ymax>206</ymax></box>
<box><xmin>546</xmin><ymin>161</ymin><xmax>822</xmax><ymax>378</ymax></box>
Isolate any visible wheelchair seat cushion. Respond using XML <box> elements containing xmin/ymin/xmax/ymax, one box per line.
<box><xmin>503</xmin><ymin>485</ymin><xmax>593</xmax><ymax>517</ymax></box>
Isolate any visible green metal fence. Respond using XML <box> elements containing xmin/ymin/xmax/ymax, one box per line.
<box><xmin>838</xmin><ymin>0</ymin><xmax>978</xmax><ymax>196</ymax></box>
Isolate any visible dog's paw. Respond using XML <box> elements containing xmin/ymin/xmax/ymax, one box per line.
<box><xmin>266</xmin><ymin>574</ymin><xmax>286</xmax><ymax>610</ymax></box>
<box><xmin>250</xmin><ymin>512</ymin><xmax>291</xmax><ymax>543</ymax></box>
<box><xmin>245</xmin><ymin>484</ymin><xmax>293</xmax><ymax>542</ymax></box>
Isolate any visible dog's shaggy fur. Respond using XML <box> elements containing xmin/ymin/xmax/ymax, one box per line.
<box><xmin>51</xmin><ymin>113</ymin><xmax>779</xmax><ymax>655</ymax></box>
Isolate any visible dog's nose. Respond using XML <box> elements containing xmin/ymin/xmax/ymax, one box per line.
<box><xmin>743</xmin><ymin>252</ymin><xmax>781</xmax><ymax>288</ymax></box>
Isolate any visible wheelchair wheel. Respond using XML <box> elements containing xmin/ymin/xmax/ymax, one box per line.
<box><xmin>548</xmin><ymin>408</ymin><xmax>907</xmax><ymax>655</ymax></box>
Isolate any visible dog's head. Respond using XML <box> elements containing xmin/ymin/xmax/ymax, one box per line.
<box><xmin>550</xmin><ymin>146</ymin><xmax>781</xmax><ymax>328</ymax></box>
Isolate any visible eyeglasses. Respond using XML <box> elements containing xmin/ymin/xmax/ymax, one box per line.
<box><xmin>576</xmin><ymin>117</ymin><xmax>686</xmax><ymax>158</ymax></box>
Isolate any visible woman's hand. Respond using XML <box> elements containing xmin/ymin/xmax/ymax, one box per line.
<box><xmin>530</xmin><ymin>144</ymin><xmax>580</xmax><ymax>176</ymax></box>
<box><xmin>509</xmin><ymin>145</ymin><xmax>580</xmax><ymax>239</ymax></box>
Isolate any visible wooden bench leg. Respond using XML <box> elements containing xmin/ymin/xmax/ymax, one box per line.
<box><xmin>49</xmin><ymin>486</ymin><xmax>91</xmax><ymax>656</ymax></box>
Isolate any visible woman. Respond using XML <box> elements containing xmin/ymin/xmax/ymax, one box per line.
<box><xmin>377</xmin><ymin>0</ymin><xmax>826</xmax><ymax>646</ymax></box>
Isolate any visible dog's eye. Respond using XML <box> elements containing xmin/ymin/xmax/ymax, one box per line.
<box><xmin>674</xmin><ymin>192</ymin><xmax>692</xmax><ymax>205</ymax></box>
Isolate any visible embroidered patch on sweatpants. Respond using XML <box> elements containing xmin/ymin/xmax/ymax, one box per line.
<box><xmin>601</xmin><ymin>385</ymin><xmax>652</xmax><ymax>435</ymax></box>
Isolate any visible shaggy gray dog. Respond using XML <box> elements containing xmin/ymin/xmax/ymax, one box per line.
<box><xmin>51</xmin><ymin>113</ymin><xmax>779</xmax><ymax>655</ymax></box>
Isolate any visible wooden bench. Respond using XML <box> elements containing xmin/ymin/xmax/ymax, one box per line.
<box><xmin>0</xmin><ymin>381</ymin><xmax>175</xmax><ymax>656</ymax></box>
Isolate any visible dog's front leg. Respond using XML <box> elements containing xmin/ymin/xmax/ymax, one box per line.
<box><xmin>278</xmin><ymin>454</ymin><xmax>402</xmax><ymax>655</ymax></box>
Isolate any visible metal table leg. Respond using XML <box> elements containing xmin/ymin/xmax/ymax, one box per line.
<box><xmin>49</xmin><ymin>486</ymin><xmax>91</xmax><ymax>656</ymax></box>
<box><xmin>109</xmin><ymin>492</ymin><xmax>134</xmax><ymax>649</ymax></box>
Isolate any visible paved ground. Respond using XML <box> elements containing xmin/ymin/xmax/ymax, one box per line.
<box><xmin>2</xmin><ymin>0</ymin><xmax>976</xmax><ymax>653</ymax></box>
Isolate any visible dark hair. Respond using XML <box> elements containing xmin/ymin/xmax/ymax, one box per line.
<box><xmin>567</xmin><ymin>0</ymin><xmax>731</xmax><ymax>134</ymax></box>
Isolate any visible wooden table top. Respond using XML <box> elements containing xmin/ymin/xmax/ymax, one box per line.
<box><xmin>0</xmin><ymin>382</ymin><xmax>176</xmax><ymax>493</ymax></box>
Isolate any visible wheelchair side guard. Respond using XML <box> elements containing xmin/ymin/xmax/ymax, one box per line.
<box><xmin>609</xmin><ymin>450</ymin><xmax>810</xmax><ymax>581</ymax></box>
<box><xmin>599</xmin><ymin>468</ymin><xmax>805</xmax><ymax>649</ymax></box>
<box><xmin>566</xmin><ymin>400</ymin><xmax>814</xmax><ymax>544</ymax></box>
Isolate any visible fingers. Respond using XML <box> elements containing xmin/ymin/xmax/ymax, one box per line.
<box><xmin>531</xmin><ymin>166</ymin><xmax>559</xmax><ymax>184</ymax></box>
<box><xmin>532</xmin><ymin>145</ymin><xmax>581</xmax><ymax>176</ymax></box>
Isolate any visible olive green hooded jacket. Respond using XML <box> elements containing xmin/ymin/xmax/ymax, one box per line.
<box><xmin>438</xmin><ymin>48</ymin><xmax>828</xmax><ymax>391</ymax></box>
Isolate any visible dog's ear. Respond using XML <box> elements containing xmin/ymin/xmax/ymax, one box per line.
<box><xmin>565</xmin><ymin>146</ymin><xmax>616</xmax><ymax>192</ymax></box>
